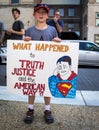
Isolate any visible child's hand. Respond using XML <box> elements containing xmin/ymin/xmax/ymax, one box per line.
<box><xmin>52</xmin><ymin>37</ymin><xmax>61</xmax><ymax>42</ymax></box>
<box><xmin>23</xmin><ymin>36</ymin><xmax>31</xmax><ymax>41</ymax></box>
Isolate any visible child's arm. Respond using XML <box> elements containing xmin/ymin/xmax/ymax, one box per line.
<box><xmin>23</xmin><ymin>37</ymin><xmax>61</xmax><ymax>42</ymax></box>
<box><xmin>52</xmin><ymin>37</ymin><xmax>61</xmax><ymax>42</ymax></box>
<box><xmin>23</xmin><ymin>36</ymin><xmax>31</xmax><ymax>41</ymax></box>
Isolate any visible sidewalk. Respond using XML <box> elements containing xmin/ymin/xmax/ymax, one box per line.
<box><xmin>0</xmin><ymin>86</ymin><xmax>99</xmax><ymax>130</ymax></box>
<box><xmin>0</xmin><ymin>86</ymin><xmax>99</xmax><ymax>106</ymax></box>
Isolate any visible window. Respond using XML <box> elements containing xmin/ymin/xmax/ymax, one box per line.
<box><xmin>80</xmin><ymin>42</ymin><xmax>99</xmax><ymax>51</ymax></box>
<box><xmin>67</xmin><ymin>24</ymin><xmax>74</xmax><ymax>31</ymax></box>
<box><xmin>84</xmin><ymin>14</ymin><xmax>87</xmax><ymax>25</ymax></box>
<box><xmin>49</xmin><ymin>9</ymin><xmax>54</xmax><ymax>16</ymax></box>
<box><xmin>11</xmin><ymin>0</ymin><xmax>19</xmax><ymax>4</ymax></box>
<box><xmin>68</xmin><ymin>24</ymin><xmax>74</xmax><ymax>29</ymax></box>
<box><xmin>68</xmin><ymin>8</ymin><xmax>74</xmax><ymax>17</ymax></box>
<box><xmin>58</xmin><ymin>9</ymin><xmax>64</xmax><ymax>16</ymax></box>
<box><xmin>96</xmin><ymin>0</ymin><xmax>99</xmax><ymax>2</ymax></box>
<box><xmin>96</xmin><ymin>12</ymin><xmax>99</xmax><ymax>26</ymax></box>
<box><xmin>94</xmin><ymin>34</ymin><xmax>99</xmax><ymax>44</ymax></box>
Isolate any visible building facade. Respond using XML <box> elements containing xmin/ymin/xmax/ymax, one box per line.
<box><xmin>81</xmin><ymin>0</ymin><xmax>99</xmax><ymax>43</ymax></box>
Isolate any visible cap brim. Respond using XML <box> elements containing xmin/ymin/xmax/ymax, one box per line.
<box><xmin>34</xmin><ymin>4</ymin><xmax>49</xmax><ymax>13</ymax></box>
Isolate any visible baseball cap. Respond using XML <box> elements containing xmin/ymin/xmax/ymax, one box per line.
<box><xmin>34</xmin><ymin>3</ymin><xmax>50</xmax><ymax>13</ymax></box>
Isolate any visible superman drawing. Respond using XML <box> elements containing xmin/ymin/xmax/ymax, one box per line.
<box><xmin>48</xmin><ymin>56</ymin><xmax>77</xmax><ymax>98</ymax></box>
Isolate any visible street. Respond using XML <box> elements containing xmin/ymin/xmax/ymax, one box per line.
<box><xmin>77</xmin><ymin>66</ymin><xmax>99</xmax><ymax>90</ymax></box>
<box><xmin>0</xmin><ymin>64</ymin><xmax>99</xmax><ymax>91</ymax></box>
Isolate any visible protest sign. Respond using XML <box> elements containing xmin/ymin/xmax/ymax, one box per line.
<box><xmin>7</xmin><ymin>40</ymin><xmax>79</xmax><ymax>98</ymax></box>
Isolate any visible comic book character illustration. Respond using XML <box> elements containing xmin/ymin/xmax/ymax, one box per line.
<box><xmin>48</xmin><ymin>56</ymin><xmax>77</xmax><ymax>98</ymax></box>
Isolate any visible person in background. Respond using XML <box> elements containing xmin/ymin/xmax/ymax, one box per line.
<box><xmin>47</xmin><ymin>10</ymin><xmax>64</xmax><ymax>37</ymax></box>
<box><xmin>0</xmin><ymin>21</ymin><xmax>5</xmax><ymax>47</ymax></box>
<box><xmin>7</xmin><ymin>8</ymin><xmax>25</xmax><ymax>40</ymax></box>
<box><xmin>24</xmin><ymin>3</ymin><xmax>61</xmax><ymax>124</ymax></box>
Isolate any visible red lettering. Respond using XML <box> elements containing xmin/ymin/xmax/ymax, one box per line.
<box><xmin>14</xmin><ymin>82</ymin><xmax>45</xmax><ymax>96</ymax></box>
<box><xmin>19</xmin><ymin>59</ymin><xmax>44</xmax><ymax>70</ymax></box>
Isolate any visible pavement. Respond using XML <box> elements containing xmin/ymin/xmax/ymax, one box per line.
<box><xmin>0</xmin><ymin>86</ymin><xmax>99</xmax><ymax>106</ymax></box>
<box><xmin>0</xmin><ymin>86</ymin><xmax>99</xmax><ymax>130</ymax></box>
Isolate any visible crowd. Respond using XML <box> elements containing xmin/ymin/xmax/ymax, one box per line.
<box><xmin>0</xmin><ymin>3</ymin><xmax>64</xmax><ymax>47</ymax></box>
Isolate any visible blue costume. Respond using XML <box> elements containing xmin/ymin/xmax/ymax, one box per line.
<box><xmin>49</xmin><ymin>71</ymin><xmax>77</xmax><ymax>98</ymax></box>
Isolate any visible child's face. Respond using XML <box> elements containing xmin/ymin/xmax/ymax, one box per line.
<box><xmin>34</xmin><ymin>8</ymin><xmax>49</xmax><ymax>23</ymax></box>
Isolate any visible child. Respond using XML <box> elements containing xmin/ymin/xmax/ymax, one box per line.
<box><xmin>7</xmin><ymin>8</ymin><xmax>25</xmax><ymax>40</ymax></box>
<box><xmin>24</xmin><ymin>3</ymin><xmax>61</xmax><ymax>124</ymax></box>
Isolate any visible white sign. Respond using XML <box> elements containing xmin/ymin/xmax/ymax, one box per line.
<box><xmin>7</xmin><ymin>40</ymin><xmax>79</xmax><ymax>98</ymax></box>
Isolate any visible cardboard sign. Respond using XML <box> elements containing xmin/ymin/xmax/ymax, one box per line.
<box><xmin>7</xmin><ymin>40</ymin><xmax>79</xmax><ymax>98</ymax></box>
